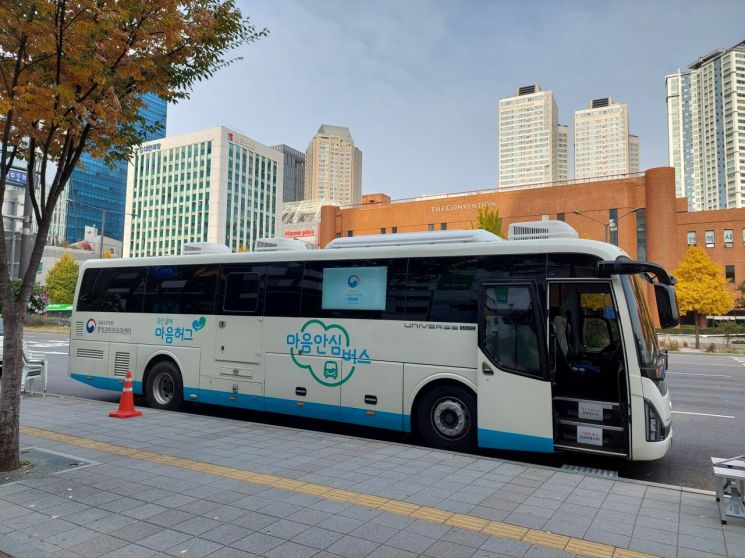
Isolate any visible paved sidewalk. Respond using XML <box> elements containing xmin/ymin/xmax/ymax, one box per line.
<box><xmin>1</xmin><ymin>396</ymin><xmax>743</xmax><ymax>558</ymax></box>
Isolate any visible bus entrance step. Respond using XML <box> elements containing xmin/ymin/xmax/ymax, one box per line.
<box><xmin>553</xmin><ymin>397</ymin><xmax>623</xmax><ymax>425</ymax></box>
<box><xmin>555</xmin><ymin>420</ymin><xmax>627</xmax><ymax>455</ymax></box>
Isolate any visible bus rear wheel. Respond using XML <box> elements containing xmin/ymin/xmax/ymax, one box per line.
<box><xmin>145</xmin><ymin>361</ymin><xmax>183</xmax><ymax>411</ymax></box>
<box><xmin>416</xmin><ymin>384</ymin><xmax>476</xmax><ymax>451</ymax></box>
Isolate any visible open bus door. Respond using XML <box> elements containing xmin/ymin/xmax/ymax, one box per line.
<box><xmin>476</xmin><ymin>282</ymin><xmax>554</xmax><ymax>452</ymax></box>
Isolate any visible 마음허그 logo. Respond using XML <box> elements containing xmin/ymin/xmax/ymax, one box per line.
<box><xmin>287</xmin><ymin>319</ymin><xmax>371</xmax><ymax>387</ymax></box>
<box><xmin>85</xmin><ymin>319</ymin><xmax>96</xmax><ymax>333</ymax></box>
<box><xmin>154</xmin><ymin>316</ymin><xmax>206</xmax><ymax>344</ymax></box>
<box><xmin>347</xmin><ymin>274</ymin><xmax>360</xmax><ymax>288</ymax></box>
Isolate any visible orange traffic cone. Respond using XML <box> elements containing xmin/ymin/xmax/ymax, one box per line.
<box><xmin>109</xmin><ymin>371</ymin><xmax>142</xmax><ymax>418</ymax></box>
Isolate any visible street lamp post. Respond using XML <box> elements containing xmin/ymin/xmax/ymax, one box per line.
<box><xmin>572</xmin><ymin>208</ymin><xmax>641</xmax><ymax>245</ymax></box>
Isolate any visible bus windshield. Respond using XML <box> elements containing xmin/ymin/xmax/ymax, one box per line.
<box><xmin>621</xmin><ymin>275</ymin><xmax>658</xmax><ymax>376</ymax></box>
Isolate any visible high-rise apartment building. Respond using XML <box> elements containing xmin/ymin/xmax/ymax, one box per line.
<box><xmin>124</xmin><ymin>127</ymin><xmax>282</xmax><ymax>257</ymax></box>
<box><xmin>272</xmin><ymin>144</ymin><xmax>305</xmax><ymax>202</ymax></box>
<box><xmin>574</xmin><ymin>97</ymin><xmax>640</xmax><ymax>180</ymax></box>
<box><xmin>498</xmin><ymin>85</ymin><xmax>568</xmax><ymax>188</ymax></box>
<box><xmin>666</xmin><ymin>39</ymin><xmax>745</xmax><ymax>211</ymax></box>
<box><xmin>64</xmin><ymin>93</ymin><xmax>167</xmax><ymax>243</ymax></box>
<box><xmin>305</xmin><ymin>125</ymin><xmax>362</xmax><ymax>206</ymax></box>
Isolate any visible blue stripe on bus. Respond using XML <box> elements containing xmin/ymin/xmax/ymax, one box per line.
<box><xmin>70</xmin><ymin>374</ymin><xmax>407</xmax><ymax>432</ymax></box>
<box><xmin>265</xmin><ymin>396</ymin><xmax>341</xmax><ymax>421</ymax></box>
<box><xmin>70</xmin><ymin>373</ymin><xmax>143</xmax><ymax>395</ymax></box>
<box><xmin>477</xmin><ymin>428</ymin><xmax>554</xmax><ymax>453</ymax></box>
<box><xmin>183</xmin><ymin>387</ymin><xmax>264</xmax><ymax>411</ymax></box>
<box><xmin>340</xmin><ymin>406</ymin><xmax>404</xmax><ymax>431</ymax></box>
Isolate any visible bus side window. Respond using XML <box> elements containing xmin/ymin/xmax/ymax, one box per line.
<box><xmin>224</xmin><ymin>272</ymin><xmax>261</xmax><ymax>313</ymax></box>
<box><xmin>265</xmin><ymin>262</ymin><xmax>303</xmax><ymax>317</ymax></box>
<box><xmin>481</xmin><ymin>285</ymin><xmax>542</xmax><ymax>377</ymax></box>
<box><xmin>405</xmin><ymin>257</ymin><xmax>479</xmax><ymax>323</ymax></box>
<box><xmin>143</xmin><ymin>264</ymin><xmax>218</xmax><ymax>315</ymax></box>
<box><xmin>217</xmin><ymin>264</ymin><xmax>265</xmax><ymax>315</ymax></box>
<box><xmin>77</xmin><ymin>267</ymin><xmax>147</xmax><ymax>312</ymax></box>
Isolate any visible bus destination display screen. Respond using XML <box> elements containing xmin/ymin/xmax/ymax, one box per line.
<box><xmin>322</xmin><ymin>266</ymin><xmax>387</xmax><ymax>311</ymax></box>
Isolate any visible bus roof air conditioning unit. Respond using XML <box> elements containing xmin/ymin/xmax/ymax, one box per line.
<box><xmin>508</xmin><ymin>220</ymin><xmax>579</xmax><ymax>241</ymax></box>
<box><xmin>325</xmin><ymin>229</ymin><xmax>503</xmax><ymax>249</ymax></box>
<box><xmin>254</xmin><ymin>238</ymin><xmax>309</xmax><ymax>252</ymax></box>
<box><xmin>181</xmin><ymin>242</ymin><xmax>232</xmax><ymax>255</ymax></box>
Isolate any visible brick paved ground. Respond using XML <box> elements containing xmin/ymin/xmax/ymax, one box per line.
<box><xmin>1</xmin><ymin>395</ymin><xmax>744</xmax><ymax>557</ymax></box>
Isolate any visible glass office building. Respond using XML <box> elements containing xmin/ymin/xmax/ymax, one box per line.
<box><xmin>64</xmin><ymin>93</ymin><xmax>167</xmax><ymax>243</ymax></box>
<box><xmin>124</xmin><ymin>126</ymin><xmax>283</xmax><ymax>256</ymax></box>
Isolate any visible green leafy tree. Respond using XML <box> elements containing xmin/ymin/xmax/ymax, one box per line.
<box><xmin>474</xmin><ymin>207</ymin><xmax>503</xmax><ymax>237</ymax></box>
<box><xmin>0</xmin><ymin>0</ymin><xmax>267</xmax><ymax>472</ymax></box>
<box><xmin>673</xmin><ymin>246</ymin><xmax>734</xmax><ymax>348</ymax></box>
<box><xmin>45</xmin><ymin>253</ymin><xmax>79</xmax><ymax>304</ymax></box>
<box><xmin>0</xmin><ymin>279</ymin><xmax>48</xmax><ymax>315</ymax></box>
<box><xmin>715</xmin><ymin>320</ymin><xmax>743</xmax><ymax>347</ymax></box>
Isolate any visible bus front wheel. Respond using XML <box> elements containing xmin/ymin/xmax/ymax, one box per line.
<box><xmin>416</xmin><ymin>384</ymin><xmax>476</xmax><ymax>451</ymax></box>
<box><xmin>145</xmin><ymin>361</ymin><xmax>184</xmax><ymax>411</ymax></box>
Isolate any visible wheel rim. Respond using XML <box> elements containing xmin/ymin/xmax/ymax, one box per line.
<box><xmin>431</xmin><ymin>396</ymin><xmax>470</xmax><ymax>440</ymax></box>
<box><xmin>152</xmin><ymin>371</ymin><xmax>174</xmax><ymax>405</ymax></box>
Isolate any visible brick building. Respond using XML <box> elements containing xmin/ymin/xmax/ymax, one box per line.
<box><xmin>315</xmin><ymin>167</ymin><xmax>745</xmax><ymax>292</ymax></box>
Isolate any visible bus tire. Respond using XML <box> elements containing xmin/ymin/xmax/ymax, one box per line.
<box><xmin>416</xmin><ymin>384</ymin><xmax>476</xmax><ymax>451</ymax></box>
<box><xmin>145</xmin><ymin>361</ymin><xmax>183</xmax><ymax>411</ymax></box>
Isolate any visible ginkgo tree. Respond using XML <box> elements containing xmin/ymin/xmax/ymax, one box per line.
<box><xmin>45</xmin><ymin>252</ymin><xmax>79</xmax><ymax>305</ymax></box>
<box><xmin>0</xmin><ymin>0</ymin><xmax>267</xmax><ymax>472</ymax></box>
<box><xmin>672</xmin><ymin>246</ymin><xmax>734</xmax><ymax>348</ymax></box>
<box><xmin>474</xmin><ymin>207</ymin><xmax>504</xmax><ymax>237</ymax></box>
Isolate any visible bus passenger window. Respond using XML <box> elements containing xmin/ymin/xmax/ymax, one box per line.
<box><xmin>143</xmin><ymin>264</ymin><xmax>217</xmax><ymax>315</ymax></box>
<box><xmin>224</xmin><ymin>272</ymin><xmax>260</xmax><ymax>313</ymax></box>
<box><xmin>482</xmin><ymin>285</ymin><xmax>541</xmax><ymax>375</ymax></box>
<box><xmin>77</xmin><ymin>267</ymin><xmax>147</xmax><ymax>312</ymax></box>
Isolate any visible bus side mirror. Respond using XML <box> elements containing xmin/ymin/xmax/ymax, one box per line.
<box><xmin>654</xmin><ymin>283</ymin><xmax>679</xmax><ymax>329</ymax></box>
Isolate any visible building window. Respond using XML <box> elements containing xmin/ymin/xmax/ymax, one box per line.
<box><xmin>428</xmin><ymin>224</ymin><xmax>434</xmax><ymax>231</ymax></box>
<box><xmin>726</xmin><ymin>265</ymin><xmax>736</xmax><ymax>283</ymax></box>
<box><xmin>609</xmin><ymin>208</ymin><xmax>618</xmax><ymax>245</ymax></box>
<box><xmin>380</xmin><ymin>227</ymin><xmax>386</xmax><ymax>234</ymax></box>
<box><xmin>347</xmin><ymin>230</ymin><xmax>353</xmax><ymax>237</ymax></box>
<box><xmin>687</xmin><ymin>231</ymin><xmax>697</xmax><ymax>246</ymax></box>
<box><xmin>392</xmin><ymin>227</ymin><xmax>398</xmax><ymax>233</ymax></box>
<box><xmin>636</xmin><ymin>208</ymin><xmax>646</xmax><ymax>260</ymax></box>
<box><xmin>557</xmin><ymin>213</ymin><xmax>565</xmax><ymax>222</ymax></box>
<box><xmin>724</xmin><ymin>229</ymin><xmax>734</xmax><ymax>247</ymax></box>
<box><xmin>705</xmin><ymin>230</ymin><xmax>715</xmax><ymax>247</ymax></box>
<box><xmin>440</xmin><ymin>223</ymin><xmax>447</xmax><ymax>231</ymax></box>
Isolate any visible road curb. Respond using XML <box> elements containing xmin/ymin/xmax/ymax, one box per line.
<box><xmin>24</xmin><ymin>392</ymin><xmax>718</xmax><ymax>497</ymax></box>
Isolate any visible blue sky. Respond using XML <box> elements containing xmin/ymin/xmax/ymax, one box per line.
<box><xmin>167</xmin><ymin>0</ymin><xmax>745</xmax><ymax>200</ymax></box>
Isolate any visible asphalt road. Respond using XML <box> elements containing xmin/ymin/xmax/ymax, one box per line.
<box><xmin>25</xmin><ymin>332</ymin><xmax>745</xmax><ymax>491</ymax></box>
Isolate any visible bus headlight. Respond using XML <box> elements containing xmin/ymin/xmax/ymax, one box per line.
<box><xmin>645</xmin><ymin>400</ymin><xmax>665</xmax><ymax>442</ymax></box>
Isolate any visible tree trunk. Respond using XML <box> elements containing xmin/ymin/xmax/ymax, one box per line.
<box><xmin>694</xmin><ymin>311</ymin><xmax>700</xmax><ymax>349</ymax></box>
<box><xmin>0</xmin><ymin>306</ymin><xmax>25</xmax><ymax>471</ymax></box>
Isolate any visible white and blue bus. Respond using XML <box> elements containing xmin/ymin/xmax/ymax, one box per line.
<box><xmin>69</xmin><ymin>221</ymin><xmax>679</xmax><ymax>460</ymax></box>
